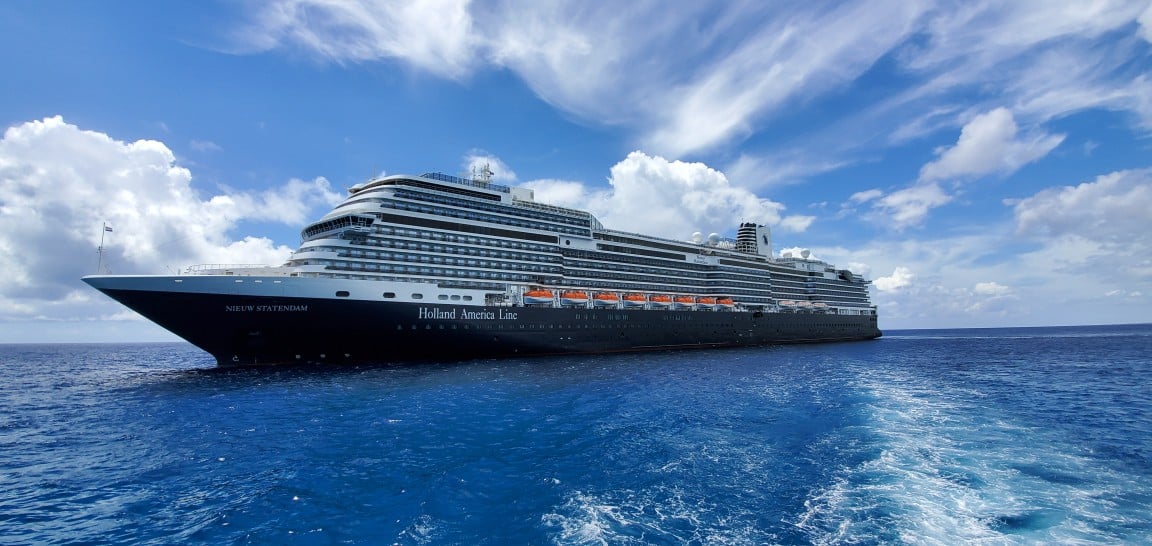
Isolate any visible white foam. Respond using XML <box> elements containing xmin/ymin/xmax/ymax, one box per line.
<box><xmin>541</xmin><ymin>488</ymin><xmax>772</xmax><ymax>545</ymax></box>
<box><xmin>794</xmin><ymin>368</ymin><xmax>1152</xmax><ymax>544</ymax></box>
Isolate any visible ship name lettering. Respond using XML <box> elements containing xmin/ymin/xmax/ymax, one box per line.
<box><xmin>224</xmin><ymin>304</ymin><xmax>308</xmax><ymax>312</ymax></box>
<box><xmin>418</xmin><ymin>307</ymin><xmax>457</xmax><ymax>320</ymax></box>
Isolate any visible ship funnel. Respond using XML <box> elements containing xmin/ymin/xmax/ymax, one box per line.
<box><xmin>735</xmin><ymin>223</ymin><xmax>772</xmax><ymax>257</ymax></box>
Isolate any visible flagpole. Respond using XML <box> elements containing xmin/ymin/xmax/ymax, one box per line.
<box><xmin>97</xmin><ymin>222</ymin><xmax>108</xmax><ymax>274</ymax></box>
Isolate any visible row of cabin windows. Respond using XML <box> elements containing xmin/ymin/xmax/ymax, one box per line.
<box><xmin>369</xmin><ymin>226</ymin><xmax>558</xmax><ymax>253</ymax></box>
<box><xmin>379</xmin><ymin>199</ymin><xmax>590</xmax><ymax>237</ymax></box>
<box><xmin>392</xmin><ymin>189</ymin><xmax>592</xmax><ymax>228</ymax></box>
<box><xmin>334</xmin><ymin>290</ymin><xmax>473</xmax><ymax>302</ymax></box>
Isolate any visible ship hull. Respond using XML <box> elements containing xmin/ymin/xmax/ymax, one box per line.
<box><xmin>85</xmin><ymin>275</ymin><xmax>881</xmax><ymax>366</ymax></box>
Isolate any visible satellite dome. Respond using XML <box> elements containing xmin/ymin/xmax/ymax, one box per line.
<box><xmin>782</xmin><ymin>251</ymin><xmax>793</xmax><ymax>258</ymax></box>
<box><xmin>707</xmin><ymin>233</ymin><xmax>721</xmax><ymax>245</ymax></box>
<box><xmin>692</xmin><ymin>232</ymin><xmax>703</xmax><ymax>244</ymax></box>
<box><xmin>801</xmin><ymin>249</ymin><xmax>811</xmax><ymax>259</ymax></box>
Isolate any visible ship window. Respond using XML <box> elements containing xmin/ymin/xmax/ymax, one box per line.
<box><xmin>463</xmin><ymin>296</ymin><xmax>473</xmax><ymax>301</ymax></box>
<box><xmin>412</xmin><ymin>293</ymin><xmax>424</xmax><ymax>299</ymax></box>
<box><xmin>383</xmin><ymin>292</ymin><xmax>395</xmax><ymax>298</ymax></box>
<box><xmin>451</xmin><ymin>295</ymin><xmax>461</xmax><ymax>301</ymax></box>
<box><xmin>438</xmin><ymin>295</ymin><xmax>449</xmax><ymax>300</ymax></box>
<box><xmin>336</xmin><ymin>290</ymin><xmax>350</xmax><ymax>297</ymax></box>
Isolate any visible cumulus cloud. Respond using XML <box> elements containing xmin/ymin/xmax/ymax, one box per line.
<box><xmin>857</xmin><ymin>108</ymin><xmax>1062</xmax><ymax>229</ymax></box>
<box><xmin>1009</xmin><ymin>168</ymin><xmax>1152</xmax><ymax>299</ymax></box>
<box><xmin>873</xmin><ymin>183</ymin><xmax>953</xmax><ymax>230</ymax></box>
<box><xmin>0</xmin><ymin>116</ymin><xmax>342</xmax><ymax>322</ymax></box>
<box><xmin>1012</xmin><ymin>168</ymin><xmax>1152</xmax><ymax>245</ymax></box>
<box><xmin>524</xmin><ymin>151</ymin><xmax>806</xmax><ymax>240</ymax></box>
<box><xmin>919</xmin><ymin>108</ymin><xmax>1065</xmax><ymax>182</ymax></box>
<box><xmin>873</xmin><ymin>266</ymin><xmax>915</xmax><ymax>292</ymax></box>
<box><xmin>864</xmin><ymin>260</ymin><xmax>1025</xmax><ymax>324</ymax></box>
<box><xmin>973</xmin><ymin>281</ymin><xmax>1010</xmax><ymax>296</ymax></box>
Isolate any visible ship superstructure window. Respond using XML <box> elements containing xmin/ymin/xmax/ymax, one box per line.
<box><xmin>336</xmin><ymin>291</ymin><xmax>350</xmax><ymax>297</ymax></box>
<box><xmin>412</xmin><ymin>293</ymin><xmax>424</xmax><ymax>299</ymax></box>
<box><xmin>383</xmin><ymin>292</ymin><xmax>395</xmax><ymax>298</ymax></box>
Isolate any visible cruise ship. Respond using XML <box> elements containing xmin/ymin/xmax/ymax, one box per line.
<box><xmin>83</xmin><ymin>168</ymin><xmax>880</xmax><ymax>366</ymax></box>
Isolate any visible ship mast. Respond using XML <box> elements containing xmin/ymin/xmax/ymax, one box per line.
<box><xmin>96</xmin><ymin>222</ymin><xmax>111</xmax><ymax>274</ymax></box>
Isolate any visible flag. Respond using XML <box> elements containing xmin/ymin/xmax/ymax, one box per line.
<box><xmin>105</xmin><ymin>226</ymin><xmax>113</xmax><ymax>232</ymax></box>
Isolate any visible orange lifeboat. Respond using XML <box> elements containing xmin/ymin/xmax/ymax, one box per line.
<box><xmin>592</xmin><ymin>292</ymin><xmax>621</xmax><ymax>307</ymax></box>
<box><xmin>523</xmin><ymin>289</ymin><xmax>554</xmax><ymax>305</ymax></box>
<box><xmin>697</xmin><ymin>296</ymin><xmax>717</xmax><ymax>310</ymax></box>
<box><xmin>672</xmin><ymin>295</ymin><xmax>696</xmax><ymax>310</ymax></box>
<box><xmin>622</xmin><ymin>293</ymin><xmax>648</xmax><ymax>308</ymax></box>
<box><xmin>716</xmin><ymin>297</ymin><xmax>735</xmax><ymax>309</ymax></box>
<box><xmin>649</xmin><ymin>294</ymin><xmax>672</xmax><ymax>308</ymax></box>
<box><xmin>560</xmin><ymin>291</ymin><xmax>589</xmax><ymax>306</ymax></box>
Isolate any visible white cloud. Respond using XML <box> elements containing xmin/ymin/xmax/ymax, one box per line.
<box><xmin>857</xmin><ymin>108</ymin><xmax>1063</xmax><ymax>229</ymax></box>
<box><xmin>189</xmin><ymin>139</ymin><xmax>222</xmax><ymax>152</ymax></box>
<box><xmin>1012</xmin><ymin>168</ymin><xmax>1152</xmax><ymax>245</ymax></box>
<box><xmin>239</xmin><ymin>0</ymin><xmax>478</xmax><ymax>79</ymax></box>
<box><xmin>873</xmin><ymin>183</ymin><xmax>953</xmax><ymax>229</ymax></box>
<box><xmin>919</xmin><ymin>108</ymin><xmax>1064</xmax><ymax>182</ymax></box>
<box><xmin>973</xmin><ymin>281</ymin><xmax>1010</xmax><ymax>296</ymax></box>
<box><xmin>849</xmin><ymin>189</ymin><xmax>883</xmax><ymax>204</ymax></box>
<box><xmin>1010</xmin><ymin>168</ymin><xmax>1152</xmax><ymax>299</ymax></box>
<box><xmin>234</xmin><ymin>2</ymin><xmax>930</xmax><ymax>156</ymax></box>
<box><xmin>1141</xmin><ymin>3</ymin><xmax>1152</xmax><ymax>42</ymax></box>
<box><xmin>873</xmin><ymin>266</ymin><xmax>915</xmax><ymax>292</ymax></box>
<box><xmin>0</xmin><ymin>116</ymin><xmax>341</xmax><ymax>323</ymax></box>
<box><xmin>229</xmin><ymin>1</ymin><xmax>1150</xmax><ymax>160</ymax></box>
<box><xmin>524</xmin><ymin>151</ymin><xmax>804</xmax><ymax>240</ymax></box>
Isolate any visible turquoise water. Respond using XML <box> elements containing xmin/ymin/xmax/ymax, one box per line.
<box><xmin>2</xmin><ymin>325</ymin><xmax>1150</xmax><ymax>544</ymax></box>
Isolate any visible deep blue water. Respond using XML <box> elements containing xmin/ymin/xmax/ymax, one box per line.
<box><xmin>1</xmin><ymin>325</ymin><xmax>1150</xmax><ymax>545</ymax></box>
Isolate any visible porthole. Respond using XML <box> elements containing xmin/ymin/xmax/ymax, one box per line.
<box><xmin>335</xmin><ymin>290</ymin><xmax>350</xmax><ymax>297</ymax></box>
<box><xmin>412</xmin><ymin>293</ymin><xmax>424</xmax><ymax>299</ymax></box>
<box><xmin>438</xmin><ymin>295</ymin><xmax>449</xmax><ymax>301</ymax></box>
<box><xmin>383</xmin><ymin>292</ymin><xmax>396</xmax><ymax>298</ymax></box>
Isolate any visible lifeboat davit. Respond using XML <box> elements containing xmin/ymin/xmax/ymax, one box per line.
<box><xmin>622</xmin><ymin>293</ymin><xmax>647</xmax><ymax>308</ymax></box>
<box><xmin>560</xmin><ymin>291</ymin><xmax>589</xmax><ymax>306</ymax></box>
<box><xmin>649</xmin><ymin>294</ymin><xmax>672</xmax><ymax>308</ymax></box>
<box><xmin>523</xmin><ymin>289</ymin><xmax>554</xmax><ymax>305</ymax></box>
<box><xmin>672</xmin><ymin>295</ymin><xmax>696</xmax><ymax>310</ymax></box>
<box><xmin>716</xmin><ymin>297</ymin><xmax>735</xmax><ymax>310</ymax></box>
<box><xmin>592</xmin><ymin>292</ymin><xmax>621</xmax><ymax>307</ymax></box>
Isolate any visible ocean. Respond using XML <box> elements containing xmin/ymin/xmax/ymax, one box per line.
<box><xmin>1</xmin><ymin>324</ymin><xmax>1150</xmax><ymax>545</ymax></box>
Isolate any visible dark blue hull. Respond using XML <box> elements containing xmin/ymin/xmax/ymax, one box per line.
<box><xmin>100</xmin><ymin>288</ymin><xmax>881</xmax><ymax>366</ymax></box>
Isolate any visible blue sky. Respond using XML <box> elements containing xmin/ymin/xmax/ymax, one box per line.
<box><xmin>1</xmin><ymin>0</ymin><xmax>1150</xmax><ymax>342</ymax></box>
